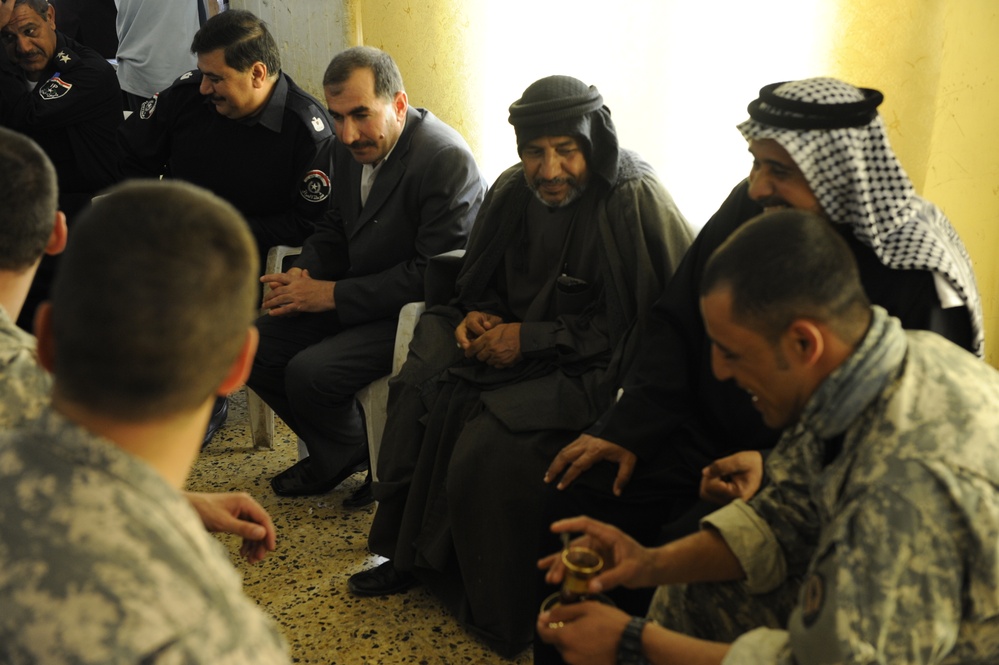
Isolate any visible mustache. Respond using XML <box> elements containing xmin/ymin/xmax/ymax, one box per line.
<box><xmin>348</xmin><ymin>140</ymin><xmax>376</xmax><ymax>150</ymax></box>
<box><xmin>755</xmin><ymin>196</ymin><xmax>790</xmax><ymax>208</ymax></box>
<box><xmin>533</xmin><ymin>176</ymin><xmax>578</xmax><ymax>188</ymax></box>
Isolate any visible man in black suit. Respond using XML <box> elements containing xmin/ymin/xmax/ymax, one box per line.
<box><xmin>247</xmin><ymin>46</ymin><xmax>487</xmax><ymax>500</ymax></box>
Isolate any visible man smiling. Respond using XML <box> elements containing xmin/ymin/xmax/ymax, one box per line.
<box><xmin>118</xmin><ymin>9</ymin><xmax>335</xmax><ymax>447</ymax></box>
<box><xmin>118</xmin><ymin>9</ymin><xmax>334</xmax><ymax>266</ymax></box>
<box><xmin>540</xmin><ymin>77</ymin><xmax>982</xmax><ymax>558</ymax></box>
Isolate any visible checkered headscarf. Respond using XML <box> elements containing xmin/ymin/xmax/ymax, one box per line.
<box><xmin>738</xmin><ymin>77</ymin><xmax>983</xmax><ymax>357</ymax></box>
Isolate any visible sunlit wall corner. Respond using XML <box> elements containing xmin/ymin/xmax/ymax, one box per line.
<box><xmin>355</xmin><ymin>0</ymin><xmax>483</xmax><ymax>163</ymax></box>
<box><xmin>922</xmin><ymin>1</ymin><xmax>999</xmax><ymax>366</ymax></box>
<box><xmin>825</xmin><ymin>0</ymin><xmax>947</xmax><ymax>193</ymax></box>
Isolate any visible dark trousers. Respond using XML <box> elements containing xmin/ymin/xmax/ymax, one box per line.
<box><xmin>247</xmin><ymin>309</ymin><xmax>396</xmax><ymax>473</ymax></box>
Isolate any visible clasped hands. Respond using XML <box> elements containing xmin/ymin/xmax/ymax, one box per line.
<box><xmin>260</xmin><ymin>267</ymin><xmax>335</xmax><ymax>316</ymax></box>
<box><xmin>455</xmin><ymin>310</ymin><xmax>522</xmax><ymax>368</ymax></box>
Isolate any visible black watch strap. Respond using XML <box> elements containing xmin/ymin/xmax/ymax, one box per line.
<box><xmin>616</xmin><ymin>616</ymin><xmax>651</xmax><ymax>665</ymax></box>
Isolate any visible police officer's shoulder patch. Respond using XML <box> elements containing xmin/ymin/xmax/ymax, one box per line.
<box><xmin>300</xmin><ymin>170</ymin><xmax>331</xmax><ymax>203</ymax></box>
<box><xmin>139</xmin><ymin>93</ymin><xmax>159</xmax><ymax>119</ymax></box>
<box><xmin>286</xmin><ymin>89</ymin><xmax>333</xmax><ymax>140</ymax></box>
<box><xmin>38</xmin><ymin>76</ymin><xmax>72</xmax><ymax>100</ymax></box>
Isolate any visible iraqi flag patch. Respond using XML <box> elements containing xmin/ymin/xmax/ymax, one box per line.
<box><xmin>38</xmin><ymin>76</ymin><xmax>72</xmax><ymax>100</ymax></box>
<box><xmin>300</xmin><ymin>170</ymin><xmax>331</xmax><ymax>202</ymax></box>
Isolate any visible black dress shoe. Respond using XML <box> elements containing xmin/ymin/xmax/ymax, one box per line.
<box><xmin>270</xmin><ymin>450</ymin><xmax>368</xmax><ymax>497</ymax></box>
<box><xmin>342</xmin><ymin>470</ymin><xmax>374</xmax><ymax>509</ymax></box>
<box><xmin>202</xmin><ymin>396</ymin><xmax>229</xmax><ymax>448</ymax></box>
<box><xmin>348</xmin><ymin>560</ymin><xmax>416</xmax><ymax>597</ymax></box>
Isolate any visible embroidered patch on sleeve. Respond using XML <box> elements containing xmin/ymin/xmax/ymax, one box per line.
<box><xmin>38</xmin><ymin>76</ymin><xmax>72</xmax><ymax>101</ymax></box>
<box><xmin>139</xmin><ymin>93</ymin><xmax>159</xmax><ymax>119</ymax></box>
<box><xmin>300</xmin><ymin>170</ymin><xmax>331</xmax><ymax>202</ymax></box>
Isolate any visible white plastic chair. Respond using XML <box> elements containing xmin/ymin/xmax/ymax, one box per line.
<box><xmin>244</xmin><ymin>245</ymin><xmax>425</xmax><ymax>482</ymax></box>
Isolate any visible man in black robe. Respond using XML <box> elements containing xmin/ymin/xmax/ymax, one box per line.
<box><xmin>350</xmin><ymin>75</ymin><xmax>696</xmax><ymax>656</ymax></box>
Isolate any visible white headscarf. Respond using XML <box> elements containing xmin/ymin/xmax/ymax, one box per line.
<box><xmin>738</xmin><ymin>77</ymin><xmax>983</xmax><ymax>357</ymax></box>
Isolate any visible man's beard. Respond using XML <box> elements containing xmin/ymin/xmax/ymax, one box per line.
<box><xmin>530</xmin><ymin>177</ymin><xmax>586</xmax><ymax>208</ymax></box>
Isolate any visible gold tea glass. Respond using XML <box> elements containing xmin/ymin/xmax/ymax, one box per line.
<box><xmin>540</xmin><ymin>546</ymin><xmax>614</xmax><ymax>622</ymax></box>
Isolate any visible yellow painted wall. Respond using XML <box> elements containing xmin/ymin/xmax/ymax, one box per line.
<box><xmin>347</xmin><ymin>0</ymin><xmax>482</xmax><ymax>150</ymax></box>
<box><xmin>827</xmin><ymin>0</ymin><xmax>999</xmax><ymax>364</ymax></box>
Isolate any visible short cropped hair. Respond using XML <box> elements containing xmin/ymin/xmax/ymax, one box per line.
<box><xmin>0</xmin><ymin>127</ymin><xmax>58</xmax><ymax>272</ymax></box>
<box><xmin>322</xmin><ymin>46</ymin><xmax>404</xmax><ymax>101</ymax></box>
<box><xmin>701</xmin><ymin>209</ymin><xmax>871</xmax><ymax>345</ymax></box>
<box><xmin>50</xmin><ymin>181</ymin><xmax>259</xmax><ymax>421</ymax></box>
<box><xmin>191</xmin><ymin>8</ymin><xmax>280</xmax><ymax>75</ymax></box>
<box><xmin>13</xmin><ymin>0</ymin><xmax>49</xmax><ymax>15</ymax></box>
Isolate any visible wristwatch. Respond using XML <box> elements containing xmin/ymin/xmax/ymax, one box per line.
<box><xmin>616</xmin><ymin>616</ymin><xmax>651</xmax><ymax>665</ymax></box>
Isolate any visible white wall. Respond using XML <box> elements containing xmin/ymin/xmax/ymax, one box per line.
<box><xmin>231</xmin><ymin>0</ymin><xmax>350</xmax><ymax>100</ymax></box>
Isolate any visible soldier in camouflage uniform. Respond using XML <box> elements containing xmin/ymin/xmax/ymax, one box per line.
<box><xmin>0</xmin><ymin>180</ymin><xmax>291</xmax><ymax>663</ymax></box>
<box><xmin>537</xmin><ymin>210</ymin><xmax>999</xmax><ymax>665</ymax></box>
<box><xmin>0</xmin><ymin>126</ymin><xmax>66</xmax><ymax>427</ymax></box>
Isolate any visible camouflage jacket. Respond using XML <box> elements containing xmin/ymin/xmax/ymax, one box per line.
<box><xmin>0</xmin><ymin>304</ymin><xmax>50</xmax><ymax>429</ymax></box>
<box><xmin>708</xmin><ymin>307</ymin><xmax>999</xmax><ymax>664</ymax></box>
<box><xmin>0</xmin><ymin>408</ymin><xmax>290</xmax><ymax>664</ymax></box>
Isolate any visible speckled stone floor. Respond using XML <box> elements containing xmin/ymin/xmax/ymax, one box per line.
<box><xmin>186</xmin><ymin>389</ymin><xmax>532</xmax><ymax>665</ymax></box>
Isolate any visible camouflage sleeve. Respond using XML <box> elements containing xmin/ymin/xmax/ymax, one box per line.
<box><xmin>701</xmin><ymin>500</ymin><xmax>788</xmax><ymax>594</ymax></box>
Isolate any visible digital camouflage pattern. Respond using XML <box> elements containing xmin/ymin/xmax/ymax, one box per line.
<box><xmin>651</xmin><ymin>308</ymin><xmax>999</xmax><ymax>664</ymax></box>
<box><xmin>0</xmin><ymin>409</ymin><xmax>290</xmax><ymax>664</ymax></box>
<box><xmin>0</xmin><ymin>304</ymin><xmax>50</xmax><ymax>429</ymax></box>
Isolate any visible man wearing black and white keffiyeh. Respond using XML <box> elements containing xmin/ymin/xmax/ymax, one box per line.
<box><xmin>536</xmin><ymin>78</ymin><xmax>985</xmax><ymax>644</ymax></box>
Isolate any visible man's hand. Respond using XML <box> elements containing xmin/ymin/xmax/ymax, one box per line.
<box><xmin>545</xmin><ymin>434</ymin><xmax>637</xmax><ymax>496</ymax></box>
<box><xmin>537</xmin><ymin>601</ymin><xmax>630</xmax><ymax>665</ymax></box>
<box><xmin>464</xmin><ymin>322</ymin><xmax>522</xmax><ymax>368</ymax></box>
<box><xmin>185</xmin><ymin>491</ymin><xmax>277</xmax><ymax>564</ymax></box>
<box><xmin>538</xmin><ymin>515</ymin><xmax>658</xmax><ymax>594</ymax></box>
<box><xmin>700</xmin><ymin>450</ymin><xmax>764</xmax><ymax>505</ymax></box>
<box><xmin>455</xmin><ymin>310</ymin><xmax>503</xmax><ymax>348</ymax></box>
<box><xmin>260</xmin><ymin>268</ymin><xmax>335</xmax><ymax>316</ymax></box>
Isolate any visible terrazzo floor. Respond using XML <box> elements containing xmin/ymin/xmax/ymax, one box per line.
<box><xmin>186</xmin><ymin>389</ymin><xmax>532</xmax><ymax>665</ymax></box>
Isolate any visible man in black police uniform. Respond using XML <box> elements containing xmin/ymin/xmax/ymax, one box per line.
<box><xmin>118</xmin><ymin>8</ymin><xmax>335</xmax><ymax>445</ymax></box>
<box><xmin>0</xmin><ymin>0</ymin><xmax>122</xmax><ymax>330</ymax></box>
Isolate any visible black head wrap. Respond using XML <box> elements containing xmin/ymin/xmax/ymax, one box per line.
<box><xmin>508</xmin><ymin>75</ymin><xmax>620</xmax><ymax>186</ymax></box>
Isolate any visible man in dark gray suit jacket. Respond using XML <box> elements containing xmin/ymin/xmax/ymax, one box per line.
<box><xmin>246</xmin><ymin>46</ymin><xmax>486</xmax><ymax>499</ymax></box>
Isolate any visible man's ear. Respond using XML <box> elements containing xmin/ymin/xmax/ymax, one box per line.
<box><xmin>45</xmin><ymin>211</ymin><xmax>67</xmax><ymax>256</ymax></box>
<box><xmin>784</xmin><ymin>319</ymin><xmax>824</xmax><ymax>368</ymax></box>
<box><xmin>393</xmin><ymin>90</ymin><xmax>408</xmax><ymax>121</ymax></box>
<box><xmin>46</xmin><ymin>3</ymin><xmax>57</xmax><ymax>29</ymax></box>
<box><xmin>251</xmin><ymin>61</ymin><xmax>268</xmax><ymax>88</ymax></box>
<box><xmin>216</xmin><ymin>326</ymin><xmax>259</xmax><ymax>396</ymax></box>
<box><xmin>34</xmin><ymin>302</ymin><xmax>55</xmax><ymax>373</ymax></box>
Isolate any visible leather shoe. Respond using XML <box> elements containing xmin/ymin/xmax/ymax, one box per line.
<box><xmin>271</xmin><ymin>448</ymin><xmax>368</xmax><ymax>497</ymax></box>
<box><xmin>348</xmin><ymin>560</ymin><xmax>416</xmax><ymax>597</ymax></box>
<box><xmin>342</xmin><ymin>470</ymin><xmax>374</xmax><ymax>509</ymax></box>
<box><xmin>202</xmin><ymin>396</ymin><xmax>228</xmax><ymax>448</ymax></box>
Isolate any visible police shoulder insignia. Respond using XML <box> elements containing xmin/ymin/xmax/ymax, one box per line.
<box><xmin>179</xmin><ymin>71</ymin><xmax>194</xmax><ymax>81</ymax></box>
<box><xmin>38</xmin><ymin>76</ymin><xmax>72</xmax><ymax>101</ymax></box>
<box><xmin>56</xmin><ymin>50</ymin><xmax>72</xmax><ymax>64</ymax></box>
<box><xmin>300</xmin><ymin>170</ymin><xmax>331</xmax><ymax>203</ymax></box>
<box><xmin>311</xmin><ymin>116</ymin><xmax>325</xmax><ymax>132</ymax></box>
<box><xmin>139</xmin><ymin>94</ymin><xmax>159</xmax><ymax>120</ymax></box>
